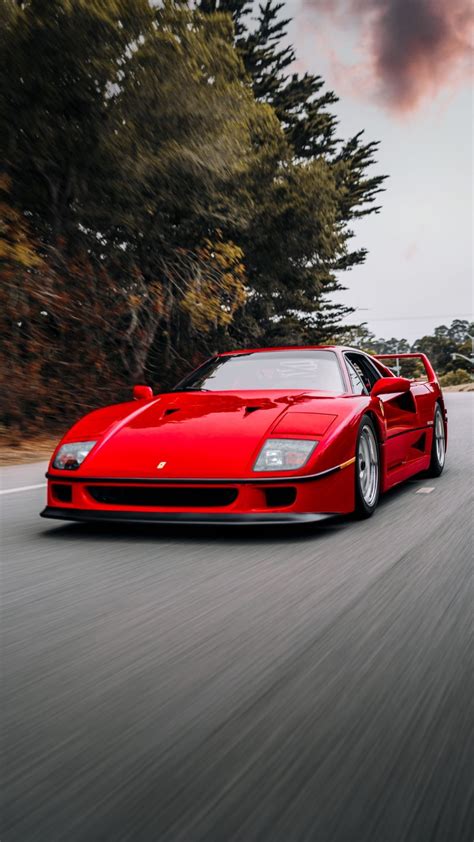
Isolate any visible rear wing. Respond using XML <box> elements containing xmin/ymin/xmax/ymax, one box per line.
<box><xmin>374</xmin><ymin>353</ymin><xmax>437</xmax><ymax>383</ymax></box>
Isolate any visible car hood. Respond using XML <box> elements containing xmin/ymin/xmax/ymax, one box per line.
<box><xmin>76</xmin><ymin>390</ymin><xmax>342</xmax><ymax>479</ymax></box>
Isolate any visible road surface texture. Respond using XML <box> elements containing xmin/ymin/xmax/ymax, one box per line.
<box><xmin>2</xmin><ymin>393</ymin><xmax>473</xmax><ymax>842</ymax></box>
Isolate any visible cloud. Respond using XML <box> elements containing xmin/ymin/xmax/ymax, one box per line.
<box><xmin>303</xmin><ymin>0</ymin><xmax>473</xmax><ymax>111</ymax></box>
<box><xmin>404</xmin><ymin>240</ymin><xmax>419</xmax><ymax>260</ymax></box>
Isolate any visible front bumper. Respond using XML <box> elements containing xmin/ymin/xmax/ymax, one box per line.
<box><xmin>41</xmin><ymin>460</ymin><xmax>355</xmax><ymax>524</ymax></box>
<box><xmin>40</xmin><ymin>506</ymin><xmax>334</xmax><ymax>525</ymax></box>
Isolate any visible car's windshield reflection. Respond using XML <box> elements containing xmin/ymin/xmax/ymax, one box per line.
<box><xmin>174</xmin><ymin>350</ymin><xmax>346</xmax><ymax>393</ymax></box>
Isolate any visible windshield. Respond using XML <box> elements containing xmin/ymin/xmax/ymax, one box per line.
<box><xmin>174</xmin><ymin>350</ymin><xmax>345</xmax><ymax>392</ymax></box>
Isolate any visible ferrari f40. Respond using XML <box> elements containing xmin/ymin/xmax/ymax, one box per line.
<box><xmin>41</xmin><ymin>347</ymin><xmax>447</xmax><ymax>525</ymax></box>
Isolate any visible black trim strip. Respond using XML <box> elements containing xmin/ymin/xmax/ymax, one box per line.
<box><xmin>40</xmin><ymin>507</ymin><xmax>335</xmax><ymax>525</ymax></box>
<box><xmin>46</xmin><ymin>465</ymin><xmax>342</xmax><ymax>486</ymax></box>
<box><xmin>385</xmin><ymin>424</ymin><xmax>430</xmax><ymax>441</ymax></box>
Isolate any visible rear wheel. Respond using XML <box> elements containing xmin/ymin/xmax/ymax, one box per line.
<box><xmin>355</xmin><ymin>415</ymin><xmax>380</xmax><ymax>518</ymax></box>
<box><xmin>426</xmin><ymin>403</ymin><xmax>446</xmax><ymax>477</ymax></box>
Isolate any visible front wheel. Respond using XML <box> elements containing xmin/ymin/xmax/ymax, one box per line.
<box><xmin>426</xmin><ymin>403</ymin><xmax>446</xmax><ymax>477</ymax></box>
<box><xmin>355</xmin><ymin>415</ymin><xmax>380</xmax><ymax>518</ymax></box>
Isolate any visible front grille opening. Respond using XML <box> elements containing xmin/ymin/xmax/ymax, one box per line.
<box><xmin>52</xmin><ymin>483</ymin><xmax>72</xmax><ymax>503</ymax></box>
<box><xmin>264</xmin><ymin>487</ymin><xmax>297</xmax><ymax>508</ymax></box>
<box><xmin>86</xmin><ymin>485</ymin><xmax>238</xmax><ymax>508</ymax></box>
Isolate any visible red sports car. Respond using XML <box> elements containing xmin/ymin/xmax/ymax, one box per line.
<box><xmin>41</xmin><ymin>346</ymin><xmax>447</xmax><ymax>525</ymax></box>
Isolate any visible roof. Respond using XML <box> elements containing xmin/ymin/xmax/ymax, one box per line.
<box><xmin>217</xmin><ymin>345</ymin><xmax>352</xmax><ymax>356</ymax></box>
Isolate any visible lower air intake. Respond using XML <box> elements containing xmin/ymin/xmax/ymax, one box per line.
<box><xmin>264</xmin><ymin>487</ymin><xmax>297</xmax><ymax>508</ymax></box>
<box><xmin>52</xmin><ymin>483</ymin><xmax>72</xmax><ymax>503</ymax></box>
<box><xmin>86</xmin><ymin>485</ymin><xmax>238</xmax><ymax>508</ymax></box>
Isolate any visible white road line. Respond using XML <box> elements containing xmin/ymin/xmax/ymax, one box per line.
<box><xmin>0</xmin><ymin>483</ymin><xmax>47</xmax><ymax>496</ymax></box>
<box><xmin>416</xmin><ymin>487</ymin><xmax>435</xmax><ymax>494</ymax></box>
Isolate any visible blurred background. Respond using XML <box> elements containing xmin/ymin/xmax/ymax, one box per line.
<box><xmin>2</xmin><ymin>0</ymin><xmax>471</xmax><ymax>448</ymax></box>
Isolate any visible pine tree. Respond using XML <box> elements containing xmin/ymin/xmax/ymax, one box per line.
<box><xmin>200</xmin><ymin>0</ymin><xmax>387</xmax><ymax>343</ymax></box>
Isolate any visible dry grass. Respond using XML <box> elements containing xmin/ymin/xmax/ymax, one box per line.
<box><xmin>0</xmin><ymin>433</ymin><xmax>59</xmax><ymax>466</ymax></box>
<box><xmin>442</xmin><ymin>383</ymin><xmax>474</xmax><ymax>392</ymax></box>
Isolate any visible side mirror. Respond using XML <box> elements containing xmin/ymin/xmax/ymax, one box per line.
<box><xmin>371</xmin><ymin>376</ymin><xmax>411</xmax><ymax>397</ymax></box>
<box><xmin>133</xmin><ymin>384</ymin><xmax>153</xmax><ymax>401</ymax></box>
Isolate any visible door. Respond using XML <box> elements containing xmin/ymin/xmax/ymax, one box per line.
<box><xmin>345</xmin><ymin>352</ymin><xmax>420</xmax><ymax>471</ymax></box>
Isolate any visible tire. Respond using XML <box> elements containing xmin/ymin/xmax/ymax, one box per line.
<box><xmin>426</xmin><ymin>403</ymin><xmax>446</xmax><ymax>477</ymax></box>
<box><xmin>355</xmin><ymin>415</ymin><xmax>381</xmax><ymax>518</ymax></box>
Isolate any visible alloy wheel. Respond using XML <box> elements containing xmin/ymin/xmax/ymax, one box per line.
<box><xmin>434</xmin><ymin>407</ymin><xmax>446</xmax><ymax>468</ymax></box>
<box><xmin>358</xmin><ymin>424</ymin><xmax>379</xmax><ymax>508</ymax></box>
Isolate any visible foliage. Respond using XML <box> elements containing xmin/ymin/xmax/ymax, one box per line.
<box><xmin>1</xmin><ymin>0</ymin><xmax>155</xmax><ymax>245</ymax></box>
<box><xmin>0</xmin><ymin>175</ymin><xmax>43</xmax><ymax>270</ymax></box>
<box><xmin>412</xmin><ymin>320</ymin><xmax>473</xmax><ymax>375</ymax></box>
<box><xmin>198</xmin><ymin>0</ymin><xmax>387</xmax><ymax>343</ymax></box>
<box><xmin>439</xmin><ymin>368</ymin><xmax>472</xmax><ymax>387</ymax></box>
<box><xmin>1</xmin><ymin>0</ymin><xmax>385</xmax><ymax>431</ymax></box>
<box><xmin>0</xmin><ymin>203</ymin><xmax>162</xmax><ymax>429</ymax></box>
<box><xmin>180</xmin><ymin>240</ymin><xmax>247</xmax><ymax>334</ymax></box>
<box><xmin>338</xmin><ymin>319</ymin><xmax>473</xmax><ymax>378</ymax></box>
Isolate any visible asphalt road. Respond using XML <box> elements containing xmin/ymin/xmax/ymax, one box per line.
<box><xmin>2</xmin><ymin>393</ymin><xmax>473</xmax><ymax>842</ymax></box>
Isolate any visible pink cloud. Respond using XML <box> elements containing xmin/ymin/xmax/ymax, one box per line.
<box><xmin>303</xmin><ymin>0</ymin><xmax>473</xmax><ymax>112</ymax></box>
<box><xmin>404</xmin><ymin>241</ymin><xmax>419</xmax><ymax>260</ymax></box>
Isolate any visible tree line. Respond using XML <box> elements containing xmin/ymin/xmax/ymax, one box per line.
<box><xmin>340</xmin><ymin>319</ymin><xmax>473</xmax><ymax>385</ymax></box>
<box><xmin>0</xmin><ymin>0</ymin><xmax>387</xmax><ymax>432</ymax></box>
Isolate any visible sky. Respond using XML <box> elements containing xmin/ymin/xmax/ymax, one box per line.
<box><xmin>287</xmin><ymin>0</ymin><xmax>473</xmax><ymax>342</ymax></box>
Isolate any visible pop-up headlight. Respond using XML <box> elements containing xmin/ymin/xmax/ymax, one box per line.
<box><xmin>53</xmin><ymin>441</ymin><xmax>97</xmax><ymax>470</ymax></box>
<box><xmin>254</xmin><ymin>438</ymin><xmax>318</xmax><ymax>472</ymax></box>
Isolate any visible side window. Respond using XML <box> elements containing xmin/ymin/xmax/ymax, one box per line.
<box><xmin>346</xmin><ymin>353</ymin><xmax>381</xmax><ymax>393</ymax></box>
<box><xmin>372</xmin><ymin>358</ymin><xmax>393</xmax><ymax>378</ymax></box>
<box><xmin>346</xmin><ymin>359</ymin><xmax>367</xmax><ymax>395</ymax></box>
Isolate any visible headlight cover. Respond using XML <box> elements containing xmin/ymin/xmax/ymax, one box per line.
<box><xmin>53</xmin><ymin>441</ymin><xmax>97</xmax><ymax>470</ymax></box>
<box><xmin>254</xmin><ymin>438</ymin><xmax>318</xmax><ymax>472</ymax></box>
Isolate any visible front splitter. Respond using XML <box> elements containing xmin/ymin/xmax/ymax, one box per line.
<box><xmin>40</xmin><ymin>506</ymin><xmax>336</xmax><ymax>526</ymax></box>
